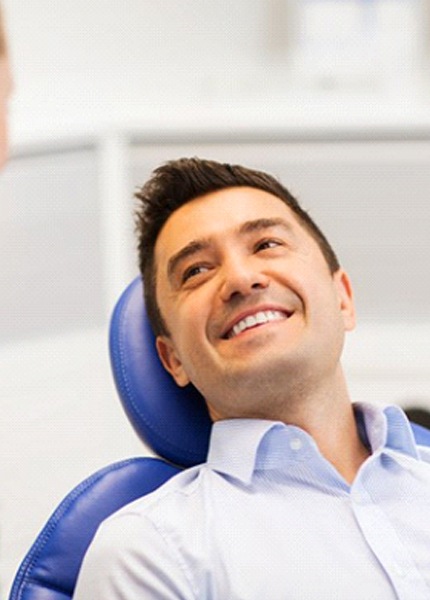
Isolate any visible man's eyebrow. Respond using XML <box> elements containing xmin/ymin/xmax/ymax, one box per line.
<box><xmin>239</xmin><ymin>217</ymin><xmax>295</xmax><ymax>236</ymax></box>
<box><xmin>167</xmin><ymin>238</ymin><xmax>211</xmax><ymax>281</ymax></box>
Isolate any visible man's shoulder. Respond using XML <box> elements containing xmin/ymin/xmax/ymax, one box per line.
<box><xmin>74</xmin><ymin>463</ymin><xmax>210</xmax><ymax>598</ymax></box>
<box><xmin>102</xmin><ymin>461</ymin><xmax>209</xmax><ymax>529</ymax></box>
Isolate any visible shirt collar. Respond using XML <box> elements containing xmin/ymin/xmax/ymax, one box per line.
<box><xmin>355</xmin><ymin>401</ymin><xmax>419</xmax><ymax>458</ymax></box>
<box><xmin>207</xmin><ymin>419</ymin><xmax>280</xmax><ymax>484</ymax></box>
<box><xmin>207</xmin><ymin>403</ymin><xmax>419</xmax><ymax>483</ymax></box>
<box><xmin>207</xmin><ymin>418</ymin><xmax>321</xmax><ymax>484</ymax></box>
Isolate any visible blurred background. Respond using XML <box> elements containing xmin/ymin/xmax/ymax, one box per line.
<box><xmin>1</xmin><ymin>0</ymin><xmax>430</xmax><ymax>595</ymax></box>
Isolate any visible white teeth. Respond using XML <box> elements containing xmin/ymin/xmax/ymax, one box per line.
<box><xmin>230</xmin><ymin>310</ymin><xmax>286</xmax><ymax>338</ymax></box>
<box><xmin>245</xmin><ymin>315</ymin><xmax>257</xmax><ymax>328</ymax></box>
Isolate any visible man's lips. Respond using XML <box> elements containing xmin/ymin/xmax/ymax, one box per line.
<box><xmin>221</xmin><ymin>307</ymin><xmax>292</xmax><ymax>340</ymax></box>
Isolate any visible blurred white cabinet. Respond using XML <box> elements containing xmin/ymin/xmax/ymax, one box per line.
<box><xmin>0</xmin><ymin>148</ymin><xmax>104</xmax><ymax>341</ymax></box>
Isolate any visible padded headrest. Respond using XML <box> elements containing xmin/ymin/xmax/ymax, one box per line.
<box><xmin>109</xmin><ymin>277</ymin><xmax>212</xmax><ymax>468</ymax></box>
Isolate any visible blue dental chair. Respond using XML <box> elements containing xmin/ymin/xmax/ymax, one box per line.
<box><xmin>8</xmin><ymin>277</ymin><xmax>211</xmax><ymax>600</ymax></box>
<box><xmin>8</xmin><ymin>277</ymin><xmax>430</xmax><ymax>600</ymax></box>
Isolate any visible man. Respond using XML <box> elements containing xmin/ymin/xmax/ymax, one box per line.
<box><xmin>74</xmin><ymin>158</ymin><xmax>430</xmax><ymax>599</ymax></box>
<box><xmin>0</xmin><ymin>3</ymin><xmax>12</xmax><ymax>168</ymax></box>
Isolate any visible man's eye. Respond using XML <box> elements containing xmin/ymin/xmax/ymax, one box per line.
<box><xmin>182</xmin><ymin>264</ymin><xmax>209</xmax><ymax>283</ymax></box>
<box><xmin>255</xmin><ymin>239</ymin><xmax>283</xmax><ymax>252</ymax></box>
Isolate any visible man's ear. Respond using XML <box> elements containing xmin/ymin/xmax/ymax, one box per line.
<box><xmin>155</xmin><ymin>335</ymin><xmax>190</xmax><ymax>387</ymax></box>
<box><xmin>333</xmin><ymin>269</ymin><xmax>356</xmax><ymax>332</ymax></box>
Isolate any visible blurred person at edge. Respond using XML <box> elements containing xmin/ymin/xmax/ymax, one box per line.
<box><xmin>0</xmin><ymin>3</ymin><xmax>13</xmax><ymax>169</ymax></box>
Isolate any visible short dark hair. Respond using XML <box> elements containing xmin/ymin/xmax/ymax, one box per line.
<box><xmin>135</xmin><ymin>157</ymin><xmax>340</xmax><ymax>337</ymax></box>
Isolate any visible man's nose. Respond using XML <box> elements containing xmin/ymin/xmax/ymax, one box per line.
<box><xmin>219</xmin><ymin>258</ymin><xmax>270</xmax><ymax>302</ymax></box>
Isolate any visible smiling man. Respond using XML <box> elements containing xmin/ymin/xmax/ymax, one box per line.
<box><xmin>152</xmin><ymin>184</ymin><xmax>363</xmax><ymax>482</ymax></box>
<box><xmin>74</xmin><ymin>158</ymin><xmax>430</xmax><ymax>599</ymax></box>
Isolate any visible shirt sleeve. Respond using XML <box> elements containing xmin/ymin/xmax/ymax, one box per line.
<box><xmin>73</xmin><ymin>511</ymin><xmax>196</xmax><ymax>600</ymax></box>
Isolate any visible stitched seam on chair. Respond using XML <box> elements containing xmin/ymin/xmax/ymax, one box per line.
<box><xmin>20</xmin><ymin>579</ymin><xmax>73</xmax><ymax>598</ymax></box>
<box><xmin>111</xmin><ymin>282</ymin><xmax>159</xmax><ymax>448</ymax></box>
<box><xmin>10</xmin><ymin>458</ymin><xmax>154</xmax><ymax>599</ymax></box>
<box><xmin>116</xmin><ymin>286</ymin><xmax>180</xmax><ymax>451</ymax></box>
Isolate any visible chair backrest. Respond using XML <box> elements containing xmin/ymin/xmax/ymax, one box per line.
<box><xmin>9</xmin><ymin>277</ymin><xmax>430</xmax><ymax>599</ymax></box>
<box><xmin>9</xmin><ymin>458</ymin><xmax>180</xmax><ymax>600</ymax></box>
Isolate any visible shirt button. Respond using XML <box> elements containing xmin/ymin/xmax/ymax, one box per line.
<box><xmin>290</xmin><ymin>438</ymin><xmax>303</xmax><ymax>451</ymax></box>
<box><xmin>353</xmin><ymin>492</ymin><xmax>367</xmax><ymax>505</ymax></box>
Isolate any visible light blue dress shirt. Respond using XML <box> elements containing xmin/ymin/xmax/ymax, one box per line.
<box><xmin>74</xmin><ymin>403</ymin><xmax>430</xmax><ymax>599</ymax></box>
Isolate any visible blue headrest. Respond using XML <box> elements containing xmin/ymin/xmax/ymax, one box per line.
<box><xmin>109</xmin><ymin>277</ymin><xmax>212</xmax><ymax>468</ymax></box>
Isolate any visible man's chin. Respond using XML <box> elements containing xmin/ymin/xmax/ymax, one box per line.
<box><xmin>220</xmin><ymin>354</ymin><xmax>300</xmax><ymax>391</ymax></box>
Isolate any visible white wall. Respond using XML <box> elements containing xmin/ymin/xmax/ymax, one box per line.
<box><xmin>4</xmin><ymin>0</ymin><xmax>271</xmax><ymax>107</ymax></box>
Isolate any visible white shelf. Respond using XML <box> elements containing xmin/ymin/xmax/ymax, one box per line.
<box><xmin>9</xmin><ymin>84</ymin><xmax>430</xmax><ymax>155</ymax></box>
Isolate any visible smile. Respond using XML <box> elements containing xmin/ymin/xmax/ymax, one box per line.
<box><xmin>226</xmin><ymin>310</ymin><xmax>289</xmax><ymax>339</ymax></box>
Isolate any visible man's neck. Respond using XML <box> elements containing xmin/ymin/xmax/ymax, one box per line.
<box><xmin>275</xmin><ymin>370</ymin><xmax>370</xmax><ymax>485</ymax></box>
<box><xmin>306</xmin><ymin>404</ymin><xmax>371</xmax><ymax>485</ymax></box>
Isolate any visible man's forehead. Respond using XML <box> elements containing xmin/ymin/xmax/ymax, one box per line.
<box><xmin>161</xmin><ymin>187</ymin><xmax>298</xmax><ymax>235</ymax></box>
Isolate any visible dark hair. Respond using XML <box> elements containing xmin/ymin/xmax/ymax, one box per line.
<box><xmin>135</xmin><ymin>157</ymin><xmax>340</xmax><ymax>337</ymax></box>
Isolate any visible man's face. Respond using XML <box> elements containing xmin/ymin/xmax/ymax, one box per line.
<box><xmin>154</xmin><ymin>187</ymin><xmax>355</xmax><ymax>421</ymax></box>
<box><xmin>0</xmin><ymin>55</ymin><xmax>12</xmax><ymax>169</ymax></box>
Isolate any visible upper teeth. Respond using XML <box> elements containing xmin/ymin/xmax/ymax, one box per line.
<box><xmin>229</xmin><ymin>310</ymin><xmax>286</xmax><ymax>339</ymax></box>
